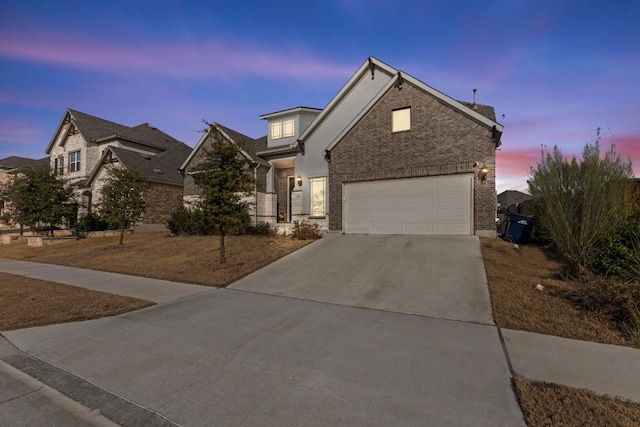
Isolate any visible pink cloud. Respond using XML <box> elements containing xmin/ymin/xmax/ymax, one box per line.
<box><xmin>0</xmin><ymin>31</ymin><xmax>354</xmax><ymax>81</ymax></box>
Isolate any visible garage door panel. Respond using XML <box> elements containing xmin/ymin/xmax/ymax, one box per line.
<box><xmin>404</xmin><ymin>223</ymin><xmax>434</xmax><ymax>234</ymax></box>
<box><xmin>344</xmin><ymin>175</ymin><xmax>472</xmax><ymax>235</ymax></box>
<box><xmin>375</xmin><ymin>209</ymin><xmax>402</xmax><ymax>220</ymax></box>
<box><xmin>404</xmin><ymin>208</ymin><xmax>430</xmax><ymax>219</ymax></box>
<box><xmin>404</xmin><ymin>195</ymin><xmax>433</xmax><ymax>206</ymax></box>
<box><xmin>374</xmin><ymin>196</ymin><xmax>403</xmax><ymax>208</ymax></box>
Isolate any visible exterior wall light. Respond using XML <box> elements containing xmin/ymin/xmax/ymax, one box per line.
<box><xmin>297</xmin><ymin>175</ymin><xmax>303</xmax><ymax>186</ymax></box>
<box><xmin>479</xmin><ymin>164</ymin><xmax>489</xmax><ymax>182</ymax></box>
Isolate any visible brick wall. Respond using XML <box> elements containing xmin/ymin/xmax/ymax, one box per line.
<box><xmin>143</xmin><ymin>182</ymin><xmax>184</xmax><ymax>224</ymax></box>
<box><xmin>328</xmin><ymin>82</ymin><xmax>497</xmax><ymax>234</ymax></box>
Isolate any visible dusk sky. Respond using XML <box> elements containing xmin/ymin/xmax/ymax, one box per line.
<box><xmin>1</xmin><ymin>0</ymin><xmax>638</xmax><ymax>193</ymax></box>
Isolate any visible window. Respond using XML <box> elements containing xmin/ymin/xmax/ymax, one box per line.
<box><xmin>392</xmin><ymin>107</ymin><xmax>411</xmax><ymax>132</ymax></box>
<box><xmin>309</xmin><ymin>177</ymin><xmax>326</xmax><ymax>217</ymax></box>
<box><xmin>270</xmin><ymin>119</ymin><xmax>295</xmax><ymax>140</ymax></box>
<box><xmin>69</xmin><ymin>151</ymin><xmax>81</xmax><ymax>172</ymax></box>
<box><xmin>54</xmin><ymin>157</ymin><xmax>64</xmax><ymax>175</ymax></box>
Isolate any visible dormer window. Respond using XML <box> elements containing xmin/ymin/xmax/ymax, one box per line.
<box><xmin>271</xmin><ymin>119</ymin><xmax>295</xmax><ymax>140</ymax></box>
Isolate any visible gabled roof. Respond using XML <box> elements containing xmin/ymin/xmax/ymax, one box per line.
<box><xmin>87</xmin><ymin>142</ymin><xmax>191</xmax><ymax>187</ymax></box>
<box><xmin>46</xmin><ymin>109</ymin><xmax>182</xmax><ymax>153</ymax></box>
<box><xmin>0</xmin><ymin>156</ymin><xmax>49</xmax><ymax>171</ymax></box>
<box><xmin>180</xmin><ymin>123</ymin><xmax>269</xmax><ymax>171</ymax></box>
<box><xmin>300</xmin><ymin>56</ymin><xmax>504</xmax><ymax>152</ymax></box>
<box><xmin>96</xmin><ymin>122</ymin><xmax>183</xmax><ymax>151</ymax></box>
<box><xmin>259</xmin><ymin>106</ymin><xmax>322</xmax><ymax>120</ymax></box>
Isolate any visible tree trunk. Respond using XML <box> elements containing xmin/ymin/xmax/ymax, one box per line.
<box><xmin>119</xmin><ymin>227</ymin><xmax>125</xmax><ymax>245</ymax></box>
<box><xmin>219</xmin><ymin>232</ymin><xmax>226</xmax><ymax>264</ymax></box>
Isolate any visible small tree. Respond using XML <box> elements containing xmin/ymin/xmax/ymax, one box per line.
<box><xmin>98</xmin><ymin>167</ymin><xmax>147</xmax><ymax>245</ymax></box>
<box><xmin>1</xmin><ymin>165</ymin><xmax>74</xmax><ymax>235</ymax></box>
<box><xmin>196</xmin><ymin>124</ymin><xmax>255</xmax><ymax>263</ymax></box>
<box><xmin>528</xmin><ymin>134</ymin><xmax>633</xmax><ymax>276</ymax></box>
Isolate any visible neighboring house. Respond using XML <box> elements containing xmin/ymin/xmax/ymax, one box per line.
<box><xmin>0</xmin><ymin>156</ymin><xmax>49</xmax><ymax>223</ymax></box>
<box><xmin>182</xmin><ymin>56</ymin><xmax>504</xmax><ymax>236</ymax></box>
<box><xmin>45</xmin><ymin>109</ymin><xmax>189</xmax><ymax>224</ymax></box>
<box><xmin>497</xmin><ymin>190</ymin><xmax>533</xmax><ymax>214</ymax></box>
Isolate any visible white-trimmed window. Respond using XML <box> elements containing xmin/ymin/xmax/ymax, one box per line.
<box><xmin>69</xmin><ymin>151</ymin><xmax>81</xmax><ymax>172</ymax></box>
<box><xmin>271</xmin><ymin>119</ymin><xmax>295</xmax><ymax>140</ymax></box>
<box><xmin>55</xmin><ymin>157</ymin><xmax>64</xmax><ymax>175</ymax></box>
<box><xmin>309</xmin><ymin>177</ymin><xmax>326</xmax><ymax>217</ymax></box>
<box><xmin>392</xmin><ymin>107</ymin><xmax>411</xmax><ymax>132</ymax></box>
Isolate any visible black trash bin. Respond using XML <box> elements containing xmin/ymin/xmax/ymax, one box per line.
<box><xmin>505</xmin><ymin>213</ymin><xmax>533</xmax><ymax>243</ymax></box>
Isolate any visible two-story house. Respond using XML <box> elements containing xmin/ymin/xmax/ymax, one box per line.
<box><xmin>46</xmin><ymin>109</ymin><xmax>190</xmax><ymax>224</ymax></box>
<box><xmin>182</xmin><ymin>57</ymin><xmax>503</xmax><ymax>236</ymax></box>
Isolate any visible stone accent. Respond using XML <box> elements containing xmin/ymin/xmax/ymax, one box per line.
<box><xmin>328</xmin><ymin>82</ymin><xmax>497</xmax><ymax>234</ymax></box>
<box><xmin>257</xmin><ymin>192</ymin><xmax>277</xmax><ymax>224</ymax></box>
<box><xmin>27</xmin><ymin>236</ymin><xmax>78</xmax><ymax>247</ymax></box>
<box><xmin>143</xmin><ymin>182</ymin><xmax>183</xmax><ymax>224</ymax></box>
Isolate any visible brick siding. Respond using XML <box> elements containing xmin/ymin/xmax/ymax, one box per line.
<box><xmin>328</xmin><ymin>82</ymin><xmax>497</xmax><ymax>233</ymax></box>
<box><xmin>143</xmin><ymin>182</ymin><xmax>184</xmax><ymax>224</ymax></box>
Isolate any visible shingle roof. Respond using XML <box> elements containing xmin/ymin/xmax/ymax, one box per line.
<box><xmin>213</xmin><ymin>124</ymin><xmax>270</xmax><ymax>167</ymax></box>
<box><xmin>106</xmin><ymin>123</ymin><xmax>183</xmax><ymax>151</ymax></box>
<box><xmin>48</xmin><ymin>109</ymin><xmax>183</xmax><ymax>153</ymax></box>
<box><xmin>456</xmin><ymin>102</ymin><xmax>497</xmax><ymax>122</ymax></box>
<box><xmin>0</xmin><ymin>156</ymin><xmax>49</xmax><ymax>170</ymax></box>
<box><xmin>67</xmin><ymin>109</ymin><xmax>130</xmax><ymax>142</ymax></box>
<box><xmin>105</xmin><ymin>143</ymin><xmax>191</xmax><ymax>186</ymax></box>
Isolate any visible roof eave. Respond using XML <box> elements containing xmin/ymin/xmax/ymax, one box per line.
<box><xmin>298</xmin><ymin>56</ymin><xmax>397</xmax><ymax>144</ymax></box>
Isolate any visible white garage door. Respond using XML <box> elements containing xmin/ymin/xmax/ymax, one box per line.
<box><xmin>344</xmin><ymin>175</ymin><xmax>473</xmax><ymax>235</ymax></box>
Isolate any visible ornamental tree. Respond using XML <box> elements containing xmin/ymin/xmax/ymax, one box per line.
<box><xmin>195</xmin><ymin>124</ymin><xmax>255</xmax><ymax>263</ymax></box>
<box><xmin>1</xmin><ymin>165</ymin><xmax>74</xmax><ymax>235</ymax></box>
<box><xmin>98</xmin><ymin>166</ymin><xmax>147</xmax><ymax>245</ymax></box>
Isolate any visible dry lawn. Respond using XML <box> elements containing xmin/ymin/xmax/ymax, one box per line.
<box><xmin>480</xmin><ymin>237</ymin><xmax>630</xmax><ymax>347</ymax></box>
<box><xmin>0</xmin><ymin>233</ymin><xmax>311</xmax><ymax>287</ymax></box>
<box><xmin>0</xmin><ymin>272</ymin><xmax>153</xmax><ymax>330</ymax></box>
<box><xmin>515</xmin><ymin>378</ymin><xmax>640</xmax><ymax>427</ymax></box>
<box><xmin>482</xmin><ymin>237</ymin><xmax>640</xmax><ymax>425</ymax></box>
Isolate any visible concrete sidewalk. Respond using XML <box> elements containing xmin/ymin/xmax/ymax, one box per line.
<box><xmin>1</xmin><ymin>253</ymin><xmax>640</xmax><ymax>425</ymax></box>
<box><xmin>0</xmin><ymin>258</ymin><xmax>212</xmax><ymax>303</ymax></box>
<box><xmin>502</xmin><ymin>328</ymin><xmax>640</xmax><ymax>402</ymax></box>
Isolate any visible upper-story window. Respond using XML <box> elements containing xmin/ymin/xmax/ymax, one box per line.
<box><xmin>69</xmin><ymin>151</ymin><xmax>81</xmax><ymax>172</ymax></box>
<box><xmin>392</xmin><ymin>107</ymin><xmax>411</xmax><ymax>132</ymax></box>
<box><xmin>271</xmin><ymin>119</ymin><xmax>295</xmax><ymax>140</ymax></box>
<box><xmin>54</xmin><ymin>157</ymin><xmax>64</xmax><ymax>175</ymax></box>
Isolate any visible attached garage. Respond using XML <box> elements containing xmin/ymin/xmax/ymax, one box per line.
<box><xmin>343</xmin><ymin>175</ymin><xmax>473</xmax><ymax>235</ymax></box>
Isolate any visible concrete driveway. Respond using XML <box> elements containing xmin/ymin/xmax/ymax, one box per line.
<box><xmin>230</xmin><ymin>234</ymin><xmax>494</xmax><ymax>324</ymax></box>
<box><xmin>1</xmin><ymin>235</ymin><xmax>525</xmax><ymax>425</ymax></box>
<box><xmin>4</xmin><ymin>289</ymin><xmax>523</xmax><ymax>426</ymax></box>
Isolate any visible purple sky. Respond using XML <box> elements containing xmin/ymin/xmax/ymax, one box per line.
<box><xmin>1</xmin><ymin>0</ymin><xmax>638</xmax><ymax>193</ymax></box>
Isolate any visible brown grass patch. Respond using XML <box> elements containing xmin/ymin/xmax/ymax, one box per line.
<box><xmin>0</xmin><ymin>272</ymin><xmax>153</xmax><ymax>330</ymax></box>
<box><xmin>480</xmin><ymin>237</ymin><xmax>631</xmax><ymax>347</ymax></box>
<box><xmin>0</xmin><ymin>233</ymin><xmax>311</xmax><ymax>287</ymax></box>
<box><xmin>514</xmin><ymin>378</ymin><xmax>640</xmax><ymax>427</ymax></box>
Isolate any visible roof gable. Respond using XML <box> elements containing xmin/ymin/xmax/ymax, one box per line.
<box><xmin>180</xmin><ymin>123</ymin><xmax>269</xmax><ymax>171</ymax></box>
<box><xmin>300</xmin><ymin>56</ymin><xmax>503</xmax><ymax>153</ymax></box>
<box><xmin>46</xmin><ymin>109</ymin><xmax>183</xmax><ymax>154</ymax></box>
<box><xmin>87</xmin><ymin>143</ymin><xmax>191</xmax><ymax>187</ymax></box>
